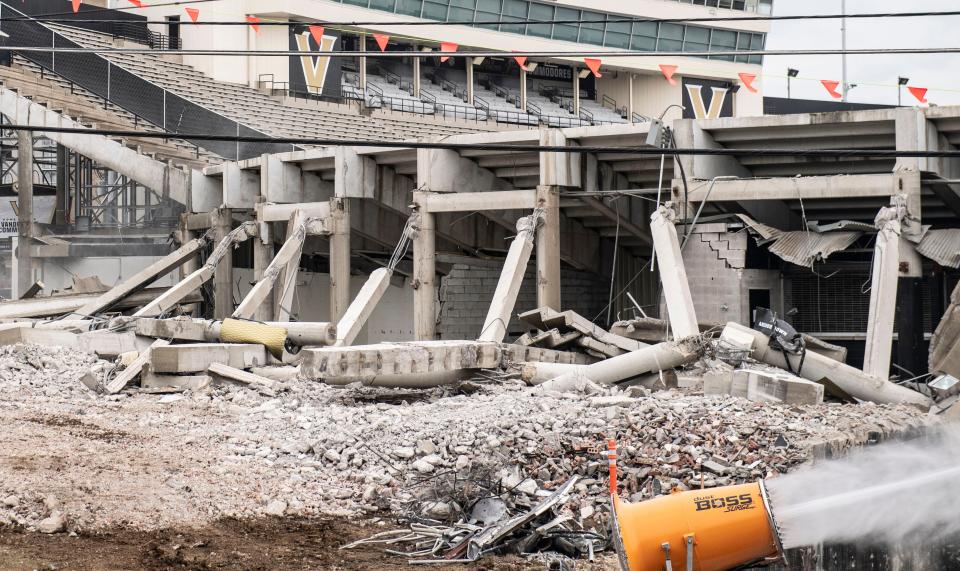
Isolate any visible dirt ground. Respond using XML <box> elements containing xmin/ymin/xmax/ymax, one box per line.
<box><xmin>0</xmin><ymin>517</ymin><xmax>613</xmax><ymax>570</ymax></box>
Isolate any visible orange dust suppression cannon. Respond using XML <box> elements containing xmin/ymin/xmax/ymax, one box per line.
<box><xmin>610</xmin><ymin>481</ymin><xmax>784</xmax><ymax>571</ymax></box>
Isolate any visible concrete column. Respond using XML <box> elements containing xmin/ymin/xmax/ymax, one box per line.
<box><xmin>480</xmin><ymin>213</ymin><xmax>540</xmax><ymax>342</ymax></box>
<box><xmin>536</xmin><ymin>185</ymin><xmax>560</xmax><ymax>310</ymax></box>
<box><xmin>412</xmin><ymin>53</ymin><xmax>421</xmax><ymax>98</ymax></box>
<box><xmin>253</xmin><ymin>205</ymin><xmax>274</xmax><ymax>322</ymax></box>
<box><xmin>628</xmin><ymin>74</ymin><xmax>636</xmax><ymax>123</ymax></box>
<box><xmin>520</xmin><ymin>67</ymin><xmax>528</xmax><ymax>111</ymax></box>
<box><xmin>16</xmin><ymin>131</ymin><xmax>34</xmax><ymax>298</ymax></box>
<box><xmin>863</xmin><ymin>207</ymin><xmax>902</xmax><ymax>380</ymax></box>
<box><xmin>650</xmin><ymin>204</ymin><xmax>699</xmax><ymax>340</ymax></box>
<box><xmin>261</xmin><ymin>153</ymin><xmax>304</xmax><ymax>203</ymax></box>
<box><xmin>329</xmin><ymin>197</ymin><xmax>351</xmax><ymax>323</ymax></box>
<box><xmin>335</xmin><ymin>267</ymin><xmax>392</xmax><ymax>346</ymax></box>
<box><xmin>539</xmin><ymin>130</ymin><xmax>580</xmax><ymax>188</ymax></box>
<box><xmin>335</xmin><ymin>147</ymin><xmax>376</xmax><ymax>199</ymax></box>
<box><xmin>178</xmin><ymin>214</ymin><xmax>200</xmax><ymax>316</ymax></box>
<box><xmin>412</xmin><ymin>206</ymin><xmax>436</xmax><ymax>340</ymax></box>
<box><xmin>359</xmin><ymin>34</ymin><xmax>367</xmax><ymax>93</ymax></box>
<box><xmin>466</xmin><ymin>57</ymin><xmax>475</xmax><ymax>106</ymax></box>
<box><xmin>211</xmin><ymin>207</ymin><xmax>233</xmax><ymax>319</ymax></box>
<box><xmin>572</xmin><ymin>71</ymin><xmax>580</xmax><ymax>117</ymax></box>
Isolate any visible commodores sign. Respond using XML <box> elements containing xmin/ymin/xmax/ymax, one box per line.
<box><xmin>682</xmin><ymin>77</ymin><xmax>734</xmax><ymax>119</ymax></box>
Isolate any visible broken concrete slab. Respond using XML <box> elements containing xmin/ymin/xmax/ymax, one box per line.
<box><xmin>0</xmin><ymin>327</ymin><xmax>78</xmax><ymax>347</ymax></box>
<box><xmin>76</xmin><ymin>331</ymin><xmax>139</xmax><ymax>359</ymax></box>
<box><xmin>150</xmin><ymin>343</ymin><xmax>267</xmax><ymax>373</ymax></box>
<box><xmin>705</xmin><ymin>368</ymin><xmax>824</xmax><ymax>405</ymax></box>
<box><xmin>141</xmin><ymin>368</ymin><xmax>212</xmax><ymax>391</ymax></box>
<box><xmin>132</xmin><ymin>317</ymin><xmax>336</xmax><ymax>347</ymax></box>
<box><xmin>500</xmin><ymin>344</ymin><xmax>593</xmax><ymax>365</ymax></box>
<box><xmin>301</xmin><ymin>341</ymin><xmax>501</xmax><ymax>380</ymax></box>
<box><xmin>0</xmin><ymin>287</ymin><xmax>203</xmax><ymax>320</ymax></box>
<box><xmin>104</xmin><ymin>339</ymin><xmax>170</xmax><ymax>394</ymax></box>
<box><xmin>208</xmin><ymin>362</ymin><xmax>277</xmax><ymax>390</ymax></box>
<box><xmin>930</xmin><ymin>281</ymin><xmax>960</xmax><ymax>379</ymax></box>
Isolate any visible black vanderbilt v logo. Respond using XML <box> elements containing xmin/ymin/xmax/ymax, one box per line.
<box><xmin>295</xmin><ymin>31</ymin><xmax>337</xmax><ymax>94</ymax></box>
<box><xmin>685</xmin><ymin>84</ymin><xmax>730</xmax><ymax>119</ymax></box>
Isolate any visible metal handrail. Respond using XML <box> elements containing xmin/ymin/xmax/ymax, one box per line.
<box><xmin>579</xmin><ymin>107</ymin><xmax>595</xmax><ymax>122</ymax></box>
<box><xmin>365</xmin><ymin>82</ymin><xmax>384</xmax><ymax>97</ymax></box>
<box><xmin>601</xmin><ymin>93</ymin><xmax>618</xmax><ymax>110</ymax></box>
<box><xmin>474</xmin><ymin>95</ymin><xmax>490</xmax><ymax>111</ymax></box>
<box><xmin>526</xmin><ymin>100</ymin><xmax>542</xmax><ymax>116</ymax></box>
<box><xmin>419</xmin><ymin>89</ymin><xmax>437</xmax><ymax>104</ymax></box>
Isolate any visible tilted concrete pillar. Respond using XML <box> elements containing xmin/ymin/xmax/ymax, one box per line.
<box><xmin>211</xmin><ymin>207</ymin><xmax>234</xmax><ymax>319</ymax></box>
<box><xmin>328</xmin><ymin>197</ymin><xmax>351</xmax><ymax>323</ymax></box>
<box><xmin>863</xmin><ymin>199</ymin><xmax>905</xmax><ymax>380</ymax></box>
<box><xmin>411</xmin><ymin>207</ymin><xmax>436</xmax><ymax>340</ymax></box>
<box><xmin>274</xmin><ymin>209</ymin><xmax>307</xmax><ymax>322</ymax></box>
<box><xmin>335</xmin><ymin>267</ymin><xmax>392</xmax><ymax>346</ymax></box>
<box><xmin>15</xmin><ymin>131</ymin><xmax>34</xmax><ymax>298</ymax></box>
<box><xmin>535</xmin><ymin>185</ymin><xmax>560</xmax><ymax>310</ymax></box>
<box><xmin>479</xmin><ymin>213</ymin><xmax>541</xmax><ymax>343</ymax></box>
<box><xmin>650</xmin><ymin>204</ymin><xmax>699</xmax><ymax>339</ymax></box>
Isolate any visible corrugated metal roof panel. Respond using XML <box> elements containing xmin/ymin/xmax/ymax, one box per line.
<box><xmin>736</xmin><ymin>213</ymin><xmax>782</xmax><ymax>241</ymax></box>
<box><xmin>768</xmin><ymin>231</ymin><xmax>862</xmax><ymax>267</ymax></box>
<box><xmin>917</xmin><ymin>229</ymin><xmax>960</xmax><ymax>269</ymax></box>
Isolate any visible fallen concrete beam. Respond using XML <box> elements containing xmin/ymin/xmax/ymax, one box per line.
<box><xmin>134</xmin><ymin>223</ymin><xmax>256</xmax><ymax>318</ymax></box>
<box><xmin>104</xmin><ymin>339</ymin><xmax>170</xmax><ymax>394</ymax></box>
<box><xmin>721</xmin><ymin>322</ymin><xmax>932</xmax><ymax>408</ymax></box>
<box><xmin>704</xmin><ymin>368</ymin><xmax>824</xmax><ymax>405</ymax></box>
<box><xmin>479</xmin><ymin>213</ymin><xmax>541</xmax><ymax>343</ymax></box>
<box><xmin>538</xmin><ymin>339</ymin><xmax>701</xmax><ymax>393</ymax></box>
<box><xmin>650</xmin><ymin>204</ymin><xmax>699</xmax><ymax>339</ymax></box>
<box><xmin>335</xmin><ymin>268</ymin><xmax>392</xmax><ymax>346</ymax></box>
<box><xmin>233</xmin><ymin>215</ymin><xmax>307</xmax><ymax>320</ymax></box>
<box><xmin>141</xmin><ymin>369</ymin><xmax>212</xmax><ymax>391</ymax></box>
<box><xmin>539</xmin><ymin>308</ymin><xmax>645</xmax><ymax>352</ymax></box>
<box><xmin>301</xmin><ymin>340</ymin><xmax>501</xmax><ymax>380</ymax></box>
<box><xmin>208</xmin><ymin>362</ymin><xmax>277</xmax><ymax>390</ymax></box>
<box><xmin>323</xmin><ymin>369</ymin><xmax>472</xmax><ymax>388</ymax></box>
<box><xmin>76</xmin><ymin>238</ymin><xmax>206</xmax><ymax>317</ymax></box>
<box><xmin>500</xmin><ymin>344</ymin><xmax>592</xmax><ymax>365</ymax></box>
<box><xmin>930</xmin><ymin>281</ymin><xmax>960</xmax><ymax>379</ymax></box>
<box><xmin>0</xmin><ymin>327</ymin><xmax>78</xmax><ymax>347</ymax></box>
<box><xmin>519</xmin><ymin>361</ymin><xmax>582</xmax><ymax>385</ymax></box>
<box><xmin>77</xmin><ymin>331</ymin><xmax>139</xmax><ymax>359</ymax></box>
<box><xmin>131</xmin><ymin>317</ymin><xmax>336</xmax><ymax>346</ymax></box>
<box><xmin>150</xmin><ymin>343</ymin><xmax>267</xmax><ymax>373</ymax></box>
<box><xmin>0</xmin><ymin>288</ymin><xmax>202</xmax><ymax>320</ymax></box>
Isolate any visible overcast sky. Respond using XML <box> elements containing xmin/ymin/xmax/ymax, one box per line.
<box><xmin>762</xmin><ymin>0</ymin><xmax>960</xmax><ymax>106</ymax></box>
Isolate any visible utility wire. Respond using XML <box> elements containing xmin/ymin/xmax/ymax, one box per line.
<box><xmin>8</xmin><ymin>9</ymin><xmax>960</xmax><ymax>26</ymax></box>
<box><xmin>3</xmin><ymin>46</ymin><xmax>960</xmax><ymax>58</ymax></box>
<box><xmin>8</xmin><ymin>0</ymin><xmax>222</xmax><ymax>19</ymax></box>
<box><xmin>7</xmin><ymin>123</ymin><xmax>960</xmax><ymax>158</ymax></box>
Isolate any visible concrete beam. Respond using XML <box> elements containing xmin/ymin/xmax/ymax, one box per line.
<box><xmin>300</xmin><ymin>340</ymin><xmax>501</xmax><ymax>381</ymax></box>
<box><xmin>335</xmin><ymin>147</ymin><xmax>377</xmax><ymax>198</ymax></box>
<box><xmin>650</xmin><ymin>205</ymin><xmax>699</xmax><ymax>339</ymax></box>
<box><xmin>671</xmin><ymin>119</ymin><xmax>751</xmax><ymax>182</ymax></box>
<box><xmin>863</xmin><ymin>203</ymin><xmax>903</xmax><ymax>380</ymax></box>
<box><xmin>103</xmin><ymin>338</ymin><xmax>169</xmax><ymax>393</ymax></box>
<box><xmin>683</xmin><ymin>172</ymin><xmax>915</xmax><ymax>203</ymax></box>
<box><xmin>0</xmin><ymin>88</ymin><xmax>189</xmax><ymax>205</ymax></box>
<box><xmin>222</xmin><ymin>162</ymin><xmax>260</xmax><ymax>209</ymax></box>
<box><xmin>418</xmin><ymin>189</ymin><xmax>537</xmax><ymax>213</ymax></box>
<box><xmin>261</xmin><ymin>153</ymin><xmax>306</xmax><ymax>203</ymax></box>
<box><xmin>0</xmin><ymin>287</ymin><xmax>200</xmax><ymax>320</ymax></box>
<box><xmin>335</xmin><ymin>267</ymin><xmax>392</xmax><ymax>346</ymax></box>
<box><xmin>257</xmin><ymin>201</ymin><xmax>331</xmax><ymax>222</ymax></box>
<box><xmin>150</xmin><ymin>343</ymin><xmax>267</xmax><ymax>373</ymax></box>
<box><xmin>539</xmin><ymin>130</ymin><xmax>580</xmax><ymax>187</ymax></box>
<box><xmin>75</xmin><ymin>238</ymin><xmax>205</xmax><ymax>316</ymax></box>
<box><xmin>479</xmin><ymin>213</ymin><xmax>540</xmax><ymax>343</ymax></box>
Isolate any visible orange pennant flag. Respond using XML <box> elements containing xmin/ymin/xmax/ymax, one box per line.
<box><xmin>185</xmin><ymin>7</ymin><xmax>199</xmax><ymax>22</ymax></box>
<box><xmin>126</xmin><ymin>0</ymin><xmax>143</xmax><ymax>6</ymax></box>
<box><xmin>820</xmin><ymin>79</ymin><xmax>842</xmax><ymax>99</ymax></box>
<box><xmin>72</xmin><ymin>0</ymin><xmax>81</xmax><ymax>13</ymax></box>
<box><xmin>584</xmin><ymin>57</ymin><xmax>602</xmax><ymax>78</ymax></box>
<box><xmin>738</xmin><ymin>72</ymin><xmax>758</xmax><ymax>93</ymax></box>
<box><xmin>439</xmin><ymin>41</ymin><xmax>458</xmax><ymax>63</ymax></box>
<box><xmin>246</xmin><ymin>15</ymin><xmax>261</xmax><ymax>34</ymax></box>
<box><xmin>908</xmin><ymin>86</ymin><xmax>928</xmax><ymax>103</ymax></box>
<box><xmin>309</xmin><ymin>25</ymin><xmax>324</xmax><ymax>46</ymax></box>
<box><xmin>659</xmin><ymin>64</ymin><xmax>678</xmax><ymax>85</ymax></box>
<box><xmin>373</xmin><ymin>33</ymin><xmax>390</xmax><ymax>52</ymax></box>
<box><xmin>513</xmin><ymin>55</ymin><xmax>528</xmax><ymax>70</ymax></box>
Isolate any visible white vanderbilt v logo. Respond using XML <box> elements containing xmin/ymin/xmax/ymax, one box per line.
<box><xmin>295</xmin><ymin>32</ymin><xmax>337</xmax><ymax>94</ymax></box>
<box><xmin>685</xmin><ymin>84</ymin><xmax>730</xmax><ymax>119</ymax></box>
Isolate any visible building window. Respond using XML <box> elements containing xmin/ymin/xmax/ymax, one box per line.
<box><xmin>526</xmin><ymin>3</ymin><xmax>553</xmax><ymax>38</ymax></box>
<box><xmin>658</xmin><ymin>23</ymin><xmax>684</xmax><ymax>52</ymax></box>
<box><xmin>552</xmin><ymin>7</ymin><xmax>580</xmax><ymax>42</ymax></box>
<box><xmin>475</xmin><ymin>0</ymin><xmax>501</xmax><ymax>30</ymax></box>
<box><xmin>500</xmin><ymin>0</ymin><xmax>528</xmax><ymax>34</ymax></box>
<box><xmin>396</xmin><ymin>0</ymin><xmax>423</xmax><ymax>16</ymax></box>
<box><xmin>422</xmin><ymin>0</ymin><xmax>449</xmax><ymax>20</ymax></box>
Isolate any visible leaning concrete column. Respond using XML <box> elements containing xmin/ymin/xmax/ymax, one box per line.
<box><xmin>335</xmin><ymin>267</ymin><xmax>392</xmax><ymax>346</ymax></box>
<box><xmin>274</xmin><ymin>209</ymin><xmax>307</xmax><ymax>322</ymax></box>
<box><xmin>539</xmin><ymin>340</ymin><xmax>700</xmax><ymax>393</ymax></box>
<box><xmin>536</xmin><ymin>185</ymin><xmax>561</xmax><ymax>311</ymax></box>
<box><xmin>863</xmin><ymin>203</ymin><xmax>903</xmax><ymax>380</ymax></box>
<box><xmin>253</xmin><ymin>201</ymin><xmax>275</xmax><ymax>321</ymax></box>
<box><xmin>329</xmin><ymin>197</ymin><xmax>351</xmax><ymax>323</ymax></box>
<box><xmin>721</xmin><ymin>322</ymin><xmax>932</xmax><ymax>408</ymax></box>
<box><xmin>211</xmin><ymin>207</ymin><xmax>233</xmax><ymax>319</ymax></box>
<box><xmin>479</xmin><ymin>212</ymin><xmax>541</xmax><ymax>342</ymax></box>
<box><xmin>412</xmin><ymin>207</ymin><xmax>436</xmax><ymax>340</ymax></box>
<box><xmin>650</xmin><ymin>203</ymin><xmax>699</xmax><ymax>339</ymax></box>
<box><xmin>16</xmin><ymin>131</ymin><xmax>34</xmax><ymax>298</ymax></box>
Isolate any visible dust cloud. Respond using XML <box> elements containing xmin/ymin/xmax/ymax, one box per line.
<box><xmin>766</xmin><ymin>427</ymin><xmax>960</xmax><ymax>549</ymax></box>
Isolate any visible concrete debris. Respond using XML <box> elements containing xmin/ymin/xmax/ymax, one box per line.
<box><xmin>704</xmin><ymin>367</ymin><xmax>824</xmax><ymax>405</ymax></box>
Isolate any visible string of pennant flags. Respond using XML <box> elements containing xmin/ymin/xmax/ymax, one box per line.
<box><xmin>72</xmin><ymin>0</ymin><xmax>933</xmax><ymax>105</ymax></box>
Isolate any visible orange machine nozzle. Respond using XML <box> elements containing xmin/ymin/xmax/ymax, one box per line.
<box><xmin>611</xmin><ymin>481</ymin><xmax>783</xmax><ymax>571</ymax></box>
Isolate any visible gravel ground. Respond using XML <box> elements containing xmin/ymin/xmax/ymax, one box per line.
<box><xmin>0</xmin><ymin>343</ymin><xmax>937</xmax><ymax>536</ymax></box>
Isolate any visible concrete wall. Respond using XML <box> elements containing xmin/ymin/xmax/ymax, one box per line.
<box><xmin>37</xmin><ymin>255</ymin><xmax>179</xmax><ymax>295</ymax></box>
<box><xmin>0</xmin><ymin>238</ymin><xmax>10</xmax><ymax>300</ymax></box>
<box><xmin>437</xmin><ymin>263</ymin><xmax>609</xmax><ymax>341</ymax></box>
<box><xmin>678</xmin><ymin>224</ymin><xmax>781</xmax><ymax>325</ymax></box>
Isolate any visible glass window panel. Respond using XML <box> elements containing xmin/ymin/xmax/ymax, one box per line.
<box><xmin>396</xmin><ymin>0</ymin><xmax>423</xmax><ymax>16</ymax></box>
<box><xmin>632</xmin><ymin>21</ymin><xmax>658</xmax><ymax>38</ymax></box>
<box><xmin>736</xmin><ymin>32</ymin><xmax>751</xmax><ymax>49</ymax></box>
<box><xmin>711</xmin><ymin>29</ymin><xmax>736</xmax><ymax>47</ymax></box>
<box><xmin>660</xmin><ymin>23</ymin><xmax>684</xmax><ymax>40</ymax></box>
<box><xmin>579</xmin><ymin>18</ymin><xmax>605</xmax><ymax>45</ymax></box>
<box><xmin>750</xmin><ymin>33</ymin><xmax>764</xmax><ymax>49</ymax></box>
<box><xmin>369</xmin><ymin>0</ymin><xmax>395</xmax><ymax>8</ymax></box>
<box><xmin>607</xmin><ymin>20</ymin><xmax>631</xmax><ymax>35</ymax></box>
<box><xmin>475</xmin><ymin>9</ymin><xmax>499</xmax><ymax>29</ymax></box>
<box><xmin>500</xmin><ymin>15</ymin><xmax>526</xmax><ymax>34</ymax></box>
<box><xmin>684</xmin><ymin>26</ymin><xmax>709</xmax><ymax>43</ymax></box>
<box><xmin>502</xmin><ymin>0</ymin><xmax>527</xmax><ymax>15</ymax></box>
<box><xmin>422</xmin><ymin>0</ymin><xmax>449</xmax><ymax>20</ymax></box>
<box><xmin>448</xmin><ymin>6</ymin><xmax>474</xmax><ymax>20</ymax></box>
<box><xmin>630</xmin><ymin>34</ymin><xmax>657</xmax><ymax>51</ymax></box>
<box><xmin>343</xmin><ymin>0</ymin><xmax>369</xmax><ymax>5</ymax></box>
<box><xmin>553</xmin><ymin>7</ymin><xmax>580</xmax><ymax>42</ymax></box>
<box><xmin>658</xmin><ymin>37</ymin><xmax>683</xmax><ymax>51</ymax></box>
<box><xmin>604</xmin><ymin>31</ymin><xmax>629</xmax><ymax>48</ymax></box>
<box><xmin>476</xmin><ymin>0</ymin><xmax>500</xmax><ymax>10</ymax></box>
<box><xmin>449</xmin><ymin>0</ymin><xmax>474</xmax><ymax>7</ymax></box>
<box><xmin>527</xmin><ymin>3</ymin><xmax>553</xmax><ymax>38</ymax></box>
